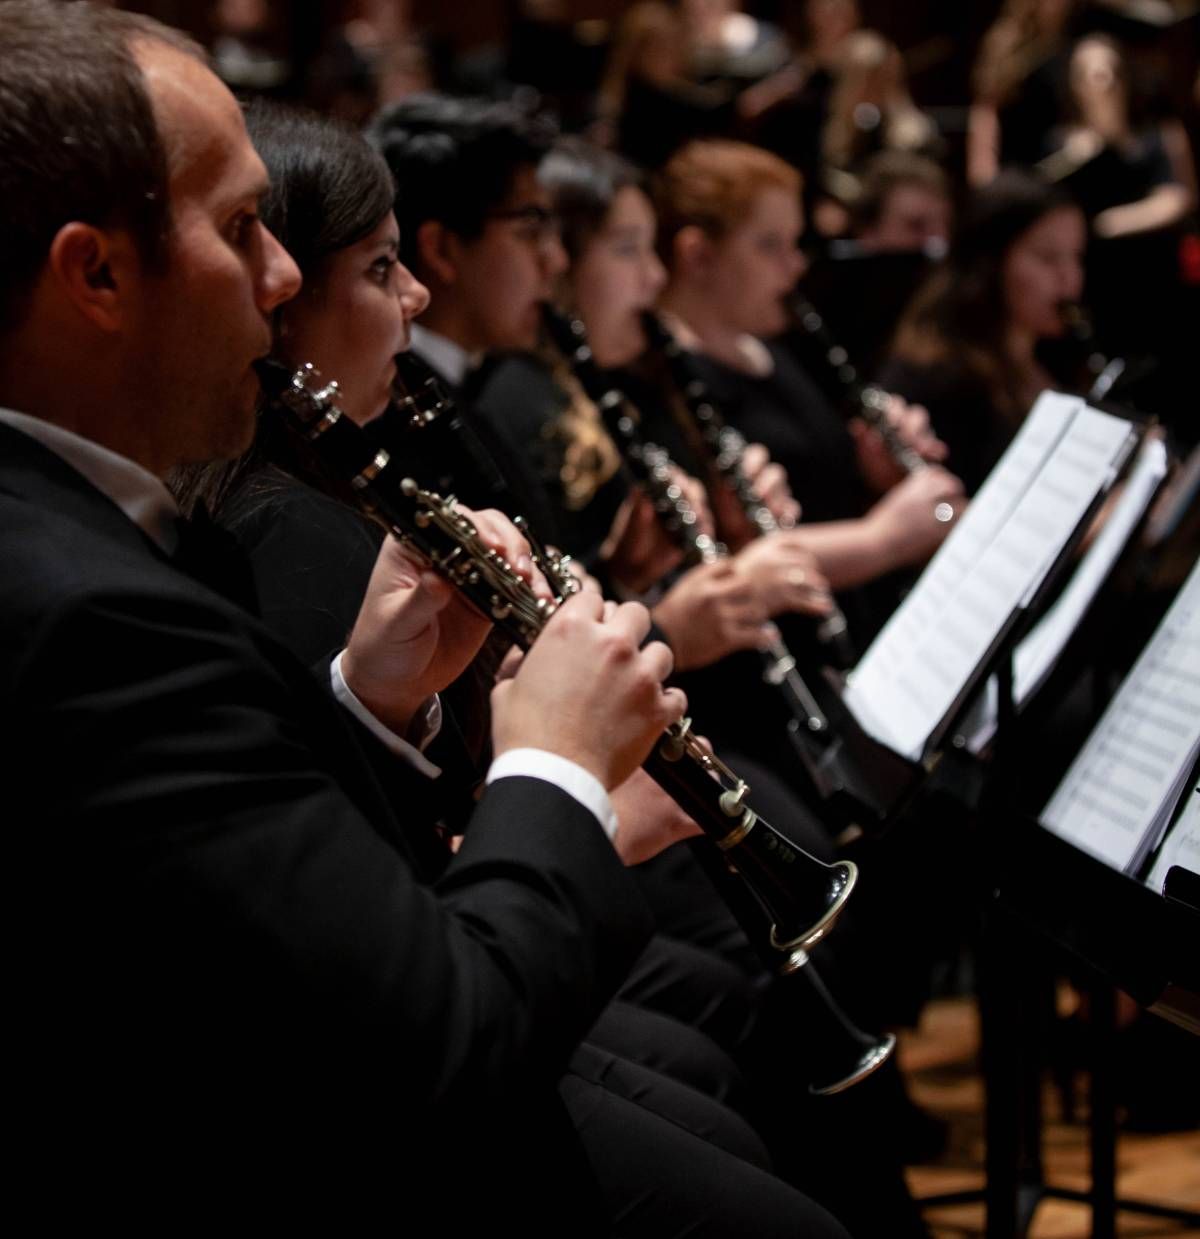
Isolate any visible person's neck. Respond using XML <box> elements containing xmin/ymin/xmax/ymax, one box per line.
<box><xmin>1005</xmin><ymin>323</ymin><xmax>1055</xmax><ymax>401</ymax></box>
<box><xmin>1081</xmin><ymin>103</ymin><xmax>1130</xmax><ymax>148</ymax></box>
<box><xmin>1006</xmin><ymin>323</ymin><xmax>1039</xmax><ymax>374</ymax></box>
<box><xmin>416</xmin><ymin>299</ymin><xmax>486</xmax><ymax>356</ymax></box>
<box><xmin>0</xmin><ymin>337</ymin><xmax>165</xmax><ymax>476</ymax></box>
<box><xmin>659</xmin><ymin>285</ymin><xmax>764</xmax><ymax>374</ymax></box>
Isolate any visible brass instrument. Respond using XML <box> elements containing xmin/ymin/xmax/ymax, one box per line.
<box><xmin>255</xmin><ymin>357</ymin><xmax>859</xmax><ymax>962</ymax></box>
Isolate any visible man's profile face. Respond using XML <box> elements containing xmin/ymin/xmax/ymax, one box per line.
<box><xmin>451</xmin><ymin>164</ymin><xmax>567</xmax><ymax>353</ymax></box>
<box><xmin>127</xmin><ymin>41</ymin><xmax>300</xmax><ymax>469</ymax></box>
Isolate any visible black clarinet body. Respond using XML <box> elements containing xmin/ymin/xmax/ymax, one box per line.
<box><xmin>256</xmin><ymin>358</ymin><xmax>860</xmax><ymax>957</ymax></box>
<box><xmin>639</xmin><ymin>310</ymin><xmax>857</xmax><ymax>668</ymax></box>
<box><xmin>789</xmin><ymin>293</ymin><xmax>926</xmax><ymax>475</ymax></box>
<box><xmin>541</xmin><ymin>303</ymin><xmax>841</xmax><ymax>738</ymax></box>
<box><xmin>259</xmin><ymin>355</ymin><xmax>896</xmax><ymax>1092</ymax></box>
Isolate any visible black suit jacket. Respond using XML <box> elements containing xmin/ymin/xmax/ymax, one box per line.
<box><xmin>0</xmin><ymin>423</ymin><xmax>651</xmax><ymax>1226</ymax></box>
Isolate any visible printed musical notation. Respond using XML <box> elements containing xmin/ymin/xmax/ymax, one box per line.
<box><xmin>845</xmin><ymin>393</ymin><xmax>1136</xmax><ymax>762</ymax></box>
<box><xmin>1041</xmin><ymin>561</ymin><xmax>1200</xmax><ymax>874</ymax></box>
<box><xmin>961</xmin><ymin>435</ymin><xmax>1170</xmax><ymax>753</ymax></box>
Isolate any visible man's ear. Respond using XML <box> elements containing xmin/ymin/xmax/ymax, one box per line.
<box><xmin>415</xmin><ymin>219</ymin><xmax>460</xmax><ymax>287</ymax></box>
<box><xmin>671</xmin><ymin>224</ymin><xmax>714</xmax><ymax>280</ymax></box>
<box><xmin>46</xmin><ymin>223</ymin><xmax>140</xmax><ymax>333</ymax></box>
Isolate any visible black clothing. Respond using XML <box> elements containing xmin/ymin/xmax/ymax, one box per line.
<box><xmin>875</xmin><ymin>354</ymin><xmax>1016</xmax><ymax>498</ymax></box>
<box><xmin>995</xmin><ymin>50</ymin><xmax>1070</xmax><ymax>168</ymax></box>
<box><xmin>1050</xmin><ymin>126</ymin><xmax>1178</xmax><ymax>220</ymax></box>
<box><xmin>616</xmin><ymin>75</ymin><xmax>737</xmax><ymax>171</ymax></box>
<box><xmin>686</xmin><ymin>343</ymin><xmax>870</xmax><ymax>525</ymax></box>
<box><xmin>2</xmin><ymin>421</ymin><xmax>651</xmax><ymax>1231</ymax></box>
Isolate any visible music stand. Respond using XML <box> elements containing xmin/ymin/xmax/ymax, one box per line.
<box><xmin>917</xmin><ymin>588</ymin><xmax>1200</xmax><ymax>1237</ymax></box>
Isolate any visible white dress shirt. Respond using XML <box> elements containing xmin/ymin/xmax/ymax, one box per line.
<box><xmin>409</xmin><ymin>323</ymin><xmax>476</xmax><ymax>389</ymax></box>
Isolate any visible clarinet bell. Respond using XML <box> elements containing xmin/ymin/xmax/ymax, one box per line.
<box><xmin>756</xmin><ymin>856</ymin><xmax>857</xmax><ymax>957</ymax></box>
<box><xmin>784</xmin><ymin>955</ymin><xmax>897</xmax><ymax>1096</ymax></box>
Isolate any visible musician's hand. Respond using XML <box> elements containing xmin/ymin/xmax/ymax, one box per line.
<box><xmin>600</xmin><ymin>489</ymin><xmax>685</xmax><ymax>593</ymax></box>
<box><xmin>610</xmin><ymin>768</ymin><xmax>702</xmax><ymax>865</ymax></box>
<box><xmin>741</xmin><ymin>442</ymin><xmax>802</xmax><ymax>527</ymax></box>
<box><xmin>491</xmin><ymin>592</ymin><xmax>687</xmax><ymax>791</ymax></box>
<box><xmin>470</xmin><ymin>507</ymin><xmax>553</xmax><ymax>604</ymax></box>
<box><xmin>732</xmin><ymin>534</ymin><xmax>834</xmax><ymax>618</ymax></box>
<box><xmin>652</xmin><ymin>560</ymin><xmax>771</xmax><ymax>672</ymax></box>
<box><xmin>342</xmin><ymin>507</ymin><xmax>546</xmax><ymax>735</ymax></box>
<box><xmin>850</xmin><ymin>395</ymin><xmax>948</xmax><ymax>494</ymax></box>
<box><xmin>677</xmin><ymin>467</ymin><xmax>718</xmax><ymax>542</ymax></box>
<box><xmin>865</xmin><ymin>466</ymin><xmax>965</xmax><ymax>567</ymax></box>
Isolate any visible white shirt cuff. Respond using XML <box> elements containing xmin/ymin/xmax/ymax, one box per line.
<box><xmin>330</xmin><ymin>650</ymin><xmax>443</xmax><ymax>780</ymax></box>
<box><xmin>486</xmin><ymin>749</ymin><xmax>619</xmax><ymax>843</ymax></box>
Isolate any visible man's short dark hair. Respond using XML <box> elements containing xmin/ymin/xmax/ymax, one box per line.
<box><xmin>0</xmin><ymin>1</ymin><xmax>204</xmax><ymax>332</ymax></box>
<box><xmin>365</xmin><ymin>94</ymin><xmax>556</xmax><ymax>271</ymax></box>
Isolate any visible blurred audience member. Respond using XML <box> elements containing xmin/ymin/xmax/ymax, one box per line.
<box><xmin>596</xmin><ymin>1</ymin><xmax>736</xmax><ymax>168</ymax></box>
<box><xmin>816</xmin><ymin>31</ymin><xmax>942</xmax><ymax>236</ymax></box>
<box><xmin>210</xmin><ymin>0</ymin><xmax>289</xmax><ymax>94</ymax></box>
<box><xmin>681</xmin><ymin>0</ymin><xmax>792</xmax><ymax>89</ymax></box>
<box><xmin>849</xmin><ymin>151</ymin><xmax>953</xmax><ymax>255</ymax></box>
<box><xmin>969</xmin><ymin>0</ymin><xmax>1081</xmax><ymax>186</ymax></box>
<box><xmin>745</xmin><ymin>0</ymin><xmax>862</xmax><ymax>199</ymax></box>
<box><xmin>1039</xmin><ymin>33</ymin><xmax>1195</xmax><ymax>238</ymax></box>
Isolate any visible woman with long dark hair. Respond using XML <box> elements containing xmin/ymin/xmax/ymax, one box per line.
<box><xmin>879</xmin><ymin>169</ymin><xmax>1088</xmax><ymax>494</ymax></box>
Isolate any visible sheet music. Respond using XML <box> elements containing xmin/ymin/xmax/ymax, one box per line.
<box><xmin>1041</xmin><ymin>561</ymin><xmax>1200</xmax><ymax>873</ymax></box>
<box><xmin>1015</xmin><ymin>436</ymin><xmax>1168</xmax><ymax>701</ymax></box>
<box><xmin>960</xmin><ymin>436</ymin><xmax>1169</xmax><ymax>753</ymax></box>
<box><xmin>845</xmin><ymin>396</ymin><xmax>1133</xmax><ymax>761</ymax></box>
<box><xmin>1147</xmin><ymin>776</ymin><xmax>1200</xmax><ymax>894</ymax></box>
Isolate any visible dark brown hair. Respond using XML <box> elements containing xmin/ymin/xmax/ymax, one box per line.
<box><xmin>538</xmin><ymin>138</ymin><xmax>645</xmax><ymax>263</ymax></box>
<box><xmin>890</xmin><ymin>169</ymin><xmax>1080</xmax><ymax>417</ymax></box>
<box><xmin>0</xmin><ymin>1</ymin><xmax>204</xmax><ymax>331</ymax></box>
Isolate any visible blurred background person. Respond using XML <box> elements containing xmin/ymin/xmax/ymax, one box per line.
<box><xmin>1040</xmin><ymin>31</ymin><xmax>1195</xmax><ymax>238</ymax></box>
<box><xmin>815</xmin><ymin>29</ymin><xmax>943</xmax><ymax>237</ymax></box>
<box><xmin>847</xmin><ymin>150</ymin><xmax>954</xmax><ymax>255</ymax></box>
<box><xmin>878</xmin><ymin>169</ymin><xmax>1088</xmax><ymax>496</ymax></box>
<box><xmin>969</xmin><ymin>0</ymin><xmax>1082</xmax><ymax>186</ymax></box>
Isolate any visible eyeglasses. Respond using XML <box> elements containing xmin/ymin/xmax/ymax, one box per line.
<box><xmin>486</xmin><ymin>204</ymin><xmax>562</xmax><ymax>245</ymax></box>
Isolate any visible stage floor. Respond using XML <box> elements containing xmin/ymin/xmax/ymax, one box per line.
<box><xmin>902</xmin><ymin>996</ymin><xmax>1200</xmax><ymax>1238</ymax></box>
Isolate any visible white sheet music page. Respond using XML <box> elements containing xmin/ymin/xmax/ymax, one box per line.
<box><xmin>1041</xmin><ymin>561</ymin><xmax>1200</xmax><ymax>874</ymax></box>
<box><xmin>960</xmin><ymin>434</ymin><xmax>1170</xmax><ymax>754</ymax></box>
<box><xmin>844</xmin><ymin>393</ymin><xmax>1081</xmax><ymax>748</ymax></box>
<box><xmin>1014</xmin><ymin>435</ymin><xmax>1168</xmax><ymax>705</ymax></box>
<box><xmin>845</xmin><ymin>395</ymin><xmax>1132</xmax><ymax>761</ymax></box>
<box><xmin>1147</xmin><ymin>776</ymin><xmax>1200</xmax><ymax>894</ymax></box>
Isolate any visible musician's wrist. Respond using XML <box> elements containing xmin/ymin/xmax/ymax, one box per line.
<box><xmin>339</xmin><ymin>647</ymin><xmax>422</xmax><ymax>737</ymax></box>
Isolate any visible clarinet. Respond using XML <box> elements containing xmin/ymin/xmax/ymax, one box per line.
<box><xmin>256</xmin><ymin>358</ymin><xmax>855</xmax><ymax>958</ymax></box>
<box><xmin>790</xmin><ymin>293</ymin><xmax>954</xmax><ymax>523</ymax></box>
<box><xmin>259</xmin><ymin>356</ymin><xmax>895</xmax><ymax>1094</ymax></box>
<box><xmin>1058</xmin><ymin>301</ymin><xmax>1133</xmax><ymax>404</ymax></box>
<box><xmin>541</xmin><ymin>304</ymin><xmax>833</xmax><ymax>736</ymax></box>
<box><xmin>640</xmin><ymin>310</ymin><xmax>857</xmax><ymax>667</ymax></box>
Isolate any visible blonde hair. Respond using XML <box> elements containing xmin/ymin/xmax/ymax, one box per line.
<box><xmin>823</xmin><ymin>30</ymin><xmax>933</xmax><ymax>172</ymax></box>
<box><xmin>973</xmin><ymin>0</ymin><xmax>1077</xmax><ymax>105</ymax></box>
<box><xmin>597</xmin><ymin>2</ymin><xmax>684</xmax><ymax>124</ymax></box>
